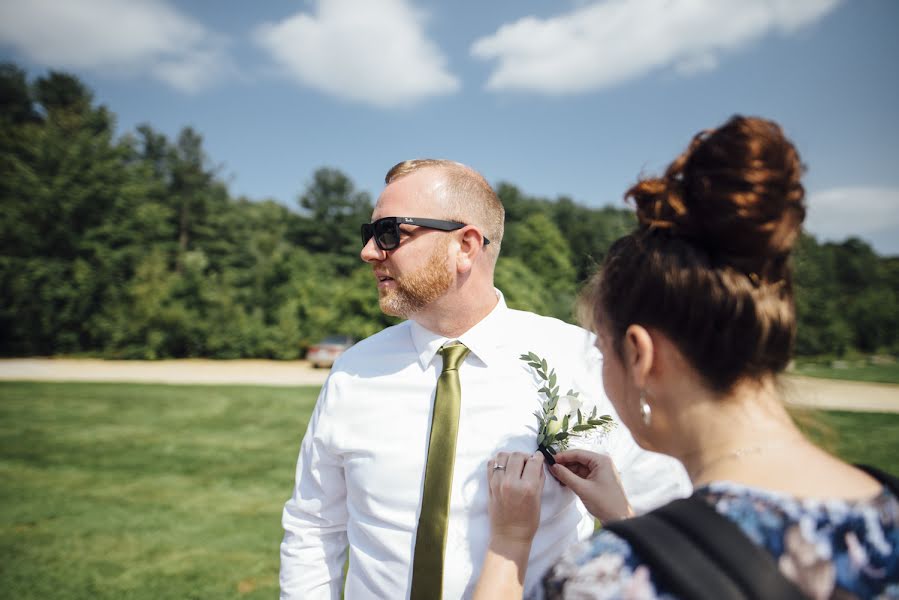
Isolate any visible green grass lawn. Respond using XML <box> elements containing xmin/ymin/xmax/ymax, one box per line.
<box><xmin>0</xmin><ymin>382</ymin><xmax>317</xmax><ymax>600</ymax></box>
<box><xmin>791</xmin><ymin>359</ymin><xmax>899</xmax><ymax>384</ymax></box>
<box><xmin>2</xmin><ymin>381</ymin><xmax>898</xmax><ymax>599</ymax></box>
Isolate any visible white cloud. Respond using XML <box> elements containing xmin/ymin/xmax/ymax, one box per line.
<box><xmin>471</xmin><ymin>0</ymin><xmax>841</xmax><ymax>94</ymax></box>
<box><xmin>0</xmin><ymin>0</ymin><xmax>231</xmax><ymax>93</ymax></box>
<box><xmin>253</xmin><ymin>0</ymin><xmax>459</xmax><ymax>108</ymax></box>
<box><xmin>805</xmin><ymin>186</ymin><xmax>899</xmax><ymax>256</ymax></box>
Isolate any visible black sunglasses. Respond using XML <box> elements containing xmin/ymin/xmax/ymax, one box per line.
<box><xmin>361</xmin><ymin>216</ymin><xmax>490</xmax><ymax>251</ymax></box>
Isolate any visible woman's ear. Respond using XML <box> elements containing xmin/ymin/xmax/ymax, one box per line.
<box><xmin>623</xmin><ymin>324</ymin><xmax>654</xmax><ymax>389</ymax></box>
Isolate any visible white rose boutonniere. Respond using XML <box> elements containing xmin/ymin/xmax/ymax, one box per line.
<box><xmin>520</xmin><ymin>351</ymin><xmax>616</xmax><ymax>465</ymax></box>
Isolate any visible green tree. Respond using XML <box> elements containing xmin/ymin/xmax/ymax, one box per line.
<box><xmin>495</xmin><ymin>257</ymin><xmax>555</xmax><ymax>316</ymax></box>
<box><xmin>3</xmin><ymin>63</ymin><xmax>897</xmax><ymax>360</ymax></box>
<box><xmin>552</xmin><ymin>198</ymin><xmax>634</xmax><ymax>282</ymax></box>
<box><xmin>0</xmin><ymin>68</ymin><xmax>131</xmax><ymax>354</ymax></box>
<box><xmin>503</xmin><ymin>213</ymin><xmax>577</xmax><ymax>320</ymax></box>
<box><xmin>294</xmin><ymin>167</ymin><xmax>373</xmax><ymax>273</ymax></box>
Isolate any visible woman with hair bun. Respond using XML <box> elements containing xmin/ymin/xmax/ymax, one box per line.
<box><xmin>473</xmin><ymin>116</ymin><xmax>899</xmax><ymax>599</ymax></box>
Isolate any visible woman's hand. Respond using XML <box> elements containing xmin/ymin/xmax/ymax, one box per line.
<box><xmin>473</xmin><ymin>451</ymin><xmax>545</xmax><ymax>600</ymax></box>
<box><xmin>487</xmin><ymin>451</ymin><xmax>546</xmax><ymax>547</ymax></box>
<box><xmin>550</xmin><ymin>449</ymin><xmax>634</xmax><ymax>524</ymax></box>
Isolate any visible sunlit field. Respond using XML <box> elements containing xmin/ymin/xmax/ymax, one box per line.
<box><xmin>0</xmin><ymin>382</ymin><xmax>316</xmax><ymax>600</ymax></box>
<box><xmin>2</xmin><ymin>381</ymin><xmax>897</xmax><ymax>599</ymax></box>
<box><xmin>792</xmin><ymin>358</ymin><xmax>899</xmax><ymax>385</ymax></box>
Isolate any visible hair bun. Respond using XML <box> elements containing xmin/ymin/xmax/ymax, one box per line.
<box><xmin>628</xmin><ymin>116</ymin><xmax>806</xmax><ymax>280</ymax></box>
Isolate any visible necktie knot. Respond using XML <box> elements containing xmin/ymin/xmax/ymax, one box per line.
<box><xmin>439</xmin><ymin>343</ymin><xmax>469</xmax><ymax>372</ymax></box>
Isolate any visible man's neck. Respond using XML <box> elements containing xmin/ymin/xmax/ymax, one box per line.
<box><xmin>411</xmin><ymin>285</ymin><xmax>499</xmax><ymax>338</ymax></box>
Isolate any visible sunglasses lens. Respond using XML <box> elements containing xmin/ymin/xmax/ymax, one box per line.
<box><xmin>376</xmin><ymin>221</ymin><xmax>399</xmax><ymax>250</ymax></box>
<box><xmin>361</xmin><ymin>224</ymin><xmax>374</xmax><ymax>246</ymax></box>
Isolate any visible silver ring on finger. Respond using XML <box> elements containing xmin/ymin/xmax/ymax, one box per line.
<box><xmin>492</xmin><ymin>464</ymin><xmax>507</xmax><ymax>472</ymax></box>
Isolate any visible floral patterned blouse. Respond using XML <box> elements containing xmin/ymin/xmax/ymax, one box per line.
<box><xmin>541</xmin><ymin>481</ymin><xmax>899</xmax><ymax>599</ymax></box>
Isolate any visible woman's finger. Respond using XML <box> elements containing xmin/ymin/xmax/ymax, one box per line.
<box><xmin>505</xmin><ymin>452</ymin><xmax>528</xmax><ymax>479</ymax></box>
<box><xmin>493</xmin><ymin>452</ymin><xmax>510</xmax><ymax>475</ymax></box>
<box><xmin>550</xmin><ymin>462</ymin><xmax>582</xmax><ymax>490</ymax></box>
<box><xmin>489</xmin><ymin>452</ymin><xmax>511</xmax><ymax>489</ymax></box>
<box><xmin>522</xmin><ymin>452</ymin><xmax>545</xmax><ymax>483</ymax></box>
<box><xmin>553</xmin><ymin>448</ymin><xmax>598</xmax><ymax>467</ymax></box>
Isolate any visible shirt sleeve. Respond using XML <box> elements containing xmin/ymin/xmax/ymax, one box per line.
<box><xmin>279</xmin><ymin>379</ymin><xmax>349</xmax><ymax>600</ymax></box>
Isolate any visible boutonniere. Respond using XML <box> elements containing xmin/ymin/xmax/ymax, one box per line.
<box><xmin>520</xmin><ymin>351</ymin><xmax>616</xmax><ymax>465</ymax></box>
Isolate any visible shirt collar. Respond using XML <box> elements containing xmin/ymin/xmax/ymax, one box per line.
<box><xmin>410</xmin><ymin>289</ymin><xmax>510</xmax><ymax>370</ymax></box>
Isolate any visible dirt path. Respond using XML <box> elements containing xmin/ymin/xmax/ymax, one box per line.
<box><xmin>0</xmin><ymin>358</ymin><xmax>330</xmax><ymax>387</ymax></box>
<box><xmin>1</xmin><ymin>358</ymin><xmax>897</xmax><ymax>413</ymax></box>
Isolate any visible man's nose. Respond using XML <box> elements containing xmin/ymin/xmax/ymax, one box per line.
<box><xmin>360</xmin><ymin>237</ymin><xmax>386</xmax><ymax>263</ymax></box>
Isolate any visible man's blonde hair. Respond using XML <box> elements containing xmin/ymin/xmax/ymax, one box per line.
<box><xmin>385</xmin><ymin>159</ymin><xmax>504</xmax><ymax>260</ymax></box>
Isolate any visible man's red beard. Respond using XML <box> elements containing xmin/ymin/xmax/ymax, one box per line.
<box><xmin>378</xmin><ymin>239</ymin><xmax>453</xmax><ymax>318</ymax></box>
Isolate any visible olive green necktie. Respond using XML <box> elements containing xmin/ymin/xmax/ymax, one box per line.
<box><xmin>409</xmin><ymin>342</ymin><xmax>470</xmax><ymax>600</ymax></box>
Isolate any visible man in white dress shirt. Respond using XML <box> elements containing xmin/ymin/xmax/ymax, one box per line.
<box><xmin>279</xmin><ymin>159</ymin><xmax>690</xmax><ymax>599</ymax></box>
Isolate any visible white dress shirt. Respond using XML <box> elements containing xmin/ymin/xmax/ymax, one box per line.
<box><xmin>280</xmin><ymin>291</ymin><xmax>690</xmax><ymax>599</ymax></box>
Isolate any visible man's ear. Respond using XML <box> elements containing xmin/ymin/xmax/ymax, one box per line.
<box><xmin>455</xmin><ymin>227</ymin><xmax>485</xmax><ymax>274</ymax></box>
<box><xmin>623</xmin><ymin>324</ymin><xmax>654</xmax><ymax>389</ymax></box>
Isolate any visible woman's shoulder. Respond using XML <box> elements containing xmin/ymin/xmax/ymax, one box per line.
<box><xmin>698</xmin><ymin>478</ymin><xmax>899</xmax><ymax>543</ymax></box>
<box><xmin>542</xmin><ymin>525</ymin><xmax>676</xmax><ymax>600</ymax></box>
<box><xmin>542</xmin><ymin>481</ymin><xmax>899</xmax><ymax>599</ymax></box>
<box><xmin>700</xmin><ymin>480</ymin><xmax>899</xmax><ymax>597</ymax></box>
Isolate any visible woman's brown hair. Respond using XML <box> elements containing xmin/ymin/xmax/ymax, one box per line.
<box><xmin>581</xmin><ymin>116</ymin><xmax>806</xmax><ymax>393</ymax></box>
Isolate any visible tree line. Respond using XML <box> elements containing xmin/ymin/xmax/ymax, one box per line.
<box><xmin>1</xmin><ymin>64</ymin><xmax>896</xmax><ymax>360</ymax></box>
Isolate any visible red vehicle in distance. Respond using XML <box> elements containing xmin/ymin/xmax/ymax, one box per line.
<box><xmin>306</xmin><ymin>335</ymin><xmax>355</xmax><ymax>369</ymax></box>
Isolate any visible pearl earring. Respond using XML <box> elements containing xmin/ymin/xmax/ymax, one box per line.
<box><xmin>639</xmin><ymin>390</ymin><xmax>652</xmax><ymax>426</ymax></box>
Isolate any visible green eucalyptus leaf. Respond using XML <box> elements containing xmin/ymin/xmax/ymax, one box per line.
<box><xmin>572</xmin><ymin>424</ymin><xmax>594</xmax><ymax>432</ymax></box>
<box><xmin>555</xmin><ymin>431</ymin><xmax>569</xmax><ymax>440</ymax></box>
<box><xmin>577</xmin><ymin>409</ymin><xmax>583</xmax><ymax>425</ymax></box>
<box><xmin>561</xmin><ymin>414</ymin><xmax>569</xmax><ymax>431</ymax></box>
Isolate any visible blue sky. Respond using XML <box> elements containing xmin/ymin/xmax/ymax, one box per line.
<box><xmin>2</xmin><ymin>0</ymin><xmax>898</xmax><ymax>255</ymax></box>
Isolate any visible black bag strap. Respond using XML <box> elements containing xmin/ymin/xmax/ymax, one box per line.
<box><xmin>655</xmin><ymin>498</ymin><xmax>806</xmax><ymax>599</ymax></box>
<box><xmin>856</xmin><ymin>463</ymin><xmax>899</xmax><ymax>496</ymax></box>
<box><xmin>605</xmin><ymin>465</ymin><xmax>899</xmax><ymax>600</ymax></box>
<box><xmin>604</xmin><ymin>501</ymin><xmax>745</xmax><ymax>600</ymax></box>
<box><xmin>605</xmin><ymin>464</ymin><xmax>899</xmax><ymax>600</ymax></box>
<box><xmin>606</xmin><ymin>496</ymin><xmax>806</xmax><ymax>600</ymax></box>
